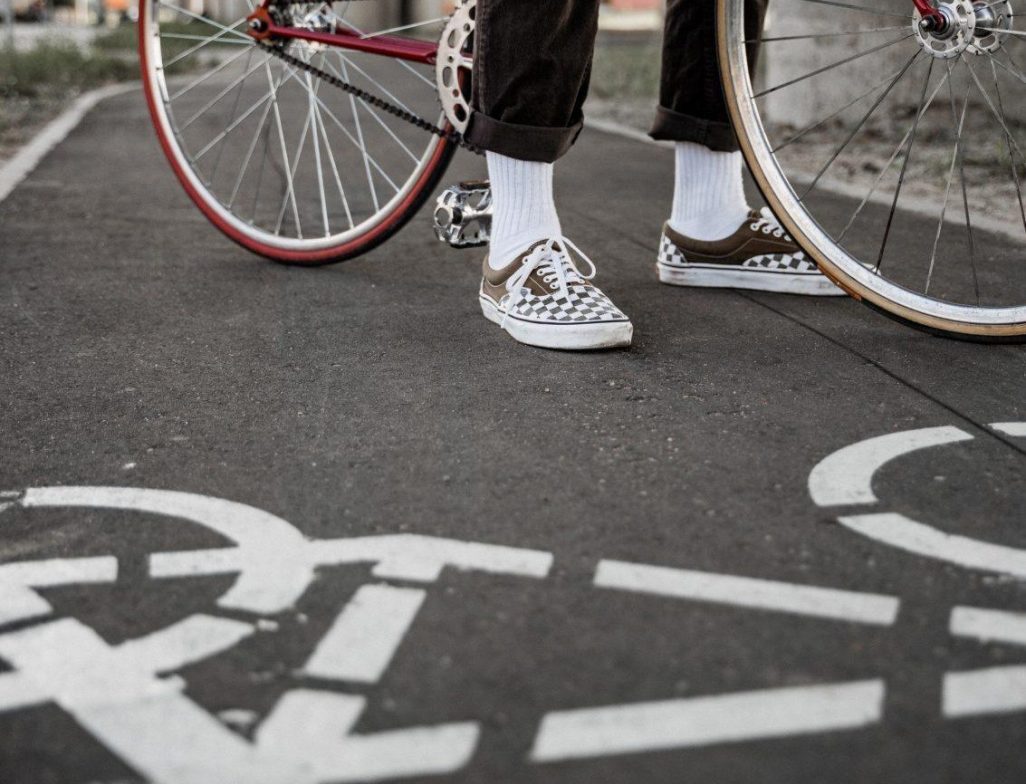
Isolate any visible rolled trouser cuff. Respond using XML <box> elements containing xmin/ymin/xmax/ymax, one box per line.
<box><xmin>465</xmin><ymin>112</ymin><xmax>583</xmax><ymax>163</ymax></box>
<box><xmin>649</xmin><ymin>105</ymin><xmax>739</xmax><ymax>153</ymax></box>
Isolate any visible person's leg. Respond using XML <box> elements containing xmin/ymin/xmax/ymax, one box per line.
<box><xmin>470</xmin><ymin>0</ymin><xmax>600</xmax><ymax>269</ymax></box>
<box><xmin>470</xmin><ymin>0</ymin><xmax>633</xmax><ymax>349</ymax></box>
<box><xmin>653</xmin><ymin>0</ymin><xmax>766</xmax><ymax>242</ymax></box>
<box><xmin>652</xmin><ymin>0</ymin><xmax>843</xmax><ymax>296</ymax></box>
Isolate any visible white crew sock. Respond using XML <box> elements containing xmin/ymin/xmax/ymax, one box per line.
<box><xmin>486</xmin><ymin>151</ymin><xmax>562</xmax><ymax>270</ymax></box>
<box><xmin>669</xmin><ymin>141</ymin><xmax>751</xmax><ymax>242</ymax></box>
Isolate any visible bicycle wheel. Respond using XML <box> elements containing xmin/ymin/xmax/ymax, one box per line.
<box><xmin>717</xmin><ymin>0</ymin><xmax>1026</xmax><ymax>339</ymax></box>
<box><xmin>139</xmin><ymin>0</ymin><xmax>457</xmax><ymax>265</ymax></box>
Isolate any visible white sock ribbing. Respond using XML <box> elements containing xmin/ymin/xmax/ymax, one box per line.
<box><xmin>669</xmin><ymin>141</ymin><xmax>751</xmax><ymax>242</ymax></box>
<box><xmin>486</xmin><ymin>151</ymin><xmax>562</xmax><ymax>270</ymax></box>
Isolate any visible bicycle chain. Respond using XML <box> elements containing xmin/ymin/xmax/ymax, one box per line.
<box><xmin>256</xmin><ymin>39</ymin><xmax>484</xmax><ymax>156</ymax></box>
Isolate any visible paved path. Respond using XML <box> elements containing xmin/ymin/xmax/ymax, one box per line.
<box><xmin>1</xmin><ymin>88</ymin><xmax>1025</xmax><ymax>783</ymax></box>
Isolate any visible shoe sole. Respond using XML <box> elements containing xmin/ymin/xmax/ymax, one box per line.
<box><xmin>479</xmin><ymin>296</ymin><xmax>633</xmax><ymax>350</ymax></box>
<box><xmin>657</xmin><ymin>261</ymin><xmax>847</xmax><ymax>297</ymax></box>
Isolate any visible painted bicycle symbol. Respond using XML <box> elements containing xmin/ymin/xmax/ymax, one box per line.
<box><xmin>0</xmin><ymin>421</ymin><xmax>1023</xmax><ymax>782</ymax></box>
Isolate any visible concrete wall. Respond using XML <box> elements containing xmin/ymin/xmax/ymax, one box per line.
<box><xmin>759</xmin><ymin>3</ymin><xmax>1026</xmax><ymax>128</ymax></box>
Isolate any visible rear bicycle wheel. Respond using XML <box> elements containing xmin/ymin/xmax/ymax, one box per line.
<box><xmin>717</xmin><ymin>0</ymin><xmax>1026</xmax><ymax>339</ymax></box>
<box><xmin>139</xmin><ymin>0</ymin><xmax>456</xmax><ymax>265</ymax></box>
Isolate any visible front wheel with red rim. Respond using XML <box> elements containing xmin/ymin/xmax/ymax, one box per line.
<box><xmin>139</xmin><ymin>0</ymin><xmax>456</xmax><ymax>265</ymax></box>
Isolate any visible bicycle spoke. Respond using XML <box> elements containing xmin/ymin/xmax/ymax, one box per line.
<box><xmin>304</xmin><ymin>74</ymin><xmax>331</xmax><ymax>237</ymax></box>
<box><xmin>261</xmin><ymin>59</ymin><xmax>303</xmax><ymax>238</ymax></box>
<box><xmin>312</xmin><ymin>88</ymin><xmax>355</xmax><ymax>230</ymax></box>
<box><xmin>333</xmin><ymin>51</ymin><xmax>415</xmax><ymax>115</ymax></box>
<box><xmin>192</xmin><ymin>58</ymin><xmax>293</xmax><ymax>162</ymax></box>
<box><xmin>838</xmin><ymin>66</ymin><xmax>952</xmax><ymax>241</ymax></box>
<box><xmin>990</xmin><ymin>56</ymin><xmax>1026</xmax><ymax>241</ymax></box>
<box><xmin>273</xmin><ymin>81</ymin><xmax>316</xmax><ymax>236</ymax></box>
<box><xmin>359</xmin><ymin>17</ymin><xmax>448</xmax><ymax>39</ymax></box>
<box><xmin>797</xmin><ymin>0</ymin><xmax>913</xmax><ymax>21</ymax></box>
<box><xmin>329</xmin><ymin>10</ymin><xmax>438</xmax><ymax>89</ymax></box>
<box><xmin>801</xmin><ymin>50</ymin><xmax>920</xmax><ymax>199</ymax></box>
<box><xmin>308</xmin><ymin>90</ymin><xmax>400</xmax><ymax>193</ymax></box>
<box><xmin>209</xmin><ymin>48</ymin><xmax>256</xmax><ymax>182</ymax></box>
<box><xmin>168</xmin><ymin>45</ymin><xmax>253</xmax><ymax>102</ymax></box>
<box><xmin>773</xmin><ymin>64</ymin><xmax>906</xmax><ymax>153</ymax></box>
<box><xmin>748</xmin><ymin>25</ymin><xmax>906</xmax><ymax>44</ymax></box>
<box><xmin>162</xmin><ymin>20</ymin><xmax>250</xmax><ymax>69</ymax></box>
<box><xmin>179</xmin><ymin>55</ymin><xmax>269</xmax><ymax>131</ymax></box>
<box><xmin>157</xmin><ymin>2</ymin><xmax>253</xmax><ymax>42</ymax></box>
<box><xmin>925</xmin><ymin>64</ymin><xmax>969</xmax><ymax>296</ymax></box>
<box><xmin>963</xmin><ymin>56</ymin><xmax>1026</xmax><ymax>168</ymax></box>
<box><xmin>276</xmin><ymin>52</ymin><xmax>403</xmax><ymax>195</ymax></box>
<box><xmin>227</xmin><ymin>79</ymin><xmax>278</xmax><ymax>209</ymax></box>
<box><xmin>953</xmin><ymin>70</ymin><xmax>979</xmax><ymax>305</ymax></box>
<box><xmin>160</xmin><ymin>32</ymin><xmax>252</xmax><ymax>45</ymax></box>
<box><xmin>320</xmin><ymin>58</ymin><xmax>420</xmax><ymax>164</ymax></box>
<box><xmin>876</xmin><ymin>58</ymin><xmax>935</xmax><ymax>273</ymax></box>
<box><xmin>985</xmin><ymin>48</ymin><xmax>1026</xmax><ymax>87</ymax></box>
<box><xmin>339</xmin><ymin>56</ymin><xmax>381</xmax><ymax>212</ymax></box>
<box><xmin>978</xmin><ymin>26</ymin><xmax>1026</xmax><ymax>39</ymax></box>
<box><xmin>754</xmin><ymin>33</ymin><xmax>915</xmax><ymax>99</ymax></box>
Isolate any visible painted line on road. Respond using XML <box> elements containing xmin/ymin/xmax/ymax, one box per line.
<box><xmin>303</xmin><ymin>584</ymin><xmax>426</xmax><ymax>684</ymax></box>
<box><xmin>529</xmin><ymin>679</ymin><xmax>885</xmax><ymax>762</ymax></box>
<box><xmin>808</xmin><ymin>426</ymin><xmax>973</xmax><ymax>507</ymax></box>
<box><xmin>943</xmin><ymin>666</ymin><xmax>1026</xmax><ymax>718</ymax></box>
<box><xmin>991</xmin><ymin>422</ymin><xmax>1026</xmax><ymax>437</ymax></box>
<box><xmin>595</xmin><ymin>560</ymin><xmax>900</xmax><ymax>625</ymax></box>
<box><xmin>0</xmin><ymin>83</ymin><xmax>137</xmax><ymax>206</ymax></box>
<box><xmin>950</xmin><ymin>606</ymin><xmax>1026</xmax><ymax>648</ymax></box>
<box><xmin>0</xmin><ymin>556</ymin><xmax>118</xmax><ymax>626</ymax></box>
<box><xmin>838</xmin><ymin>512</ymin><xmax>1026</xmax><ymax>579</ymax></box>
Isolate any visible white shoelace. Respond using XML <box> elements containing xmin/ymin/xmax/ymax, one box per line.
<box><xmin>502</xmin><ymin>237</ymin><xmax>597</xmax><ymax>325</ymax></box>
<box><xmin>749</xmin><ymin>207</ymin><xmax>793</xmax><ymax>240</ymax></box>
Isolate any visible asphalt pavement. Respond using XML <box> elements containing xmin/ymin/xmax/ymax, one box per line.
<box><xmin>1</xmin><ymin>87</ymin><xmax>1026</xmax><ymax>784</ymax></box>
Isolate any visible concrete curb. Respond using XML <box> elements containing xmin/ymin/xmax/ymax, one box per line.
<box><xmin>0</xmin><ymin>82</ymin><xmax>138</xmax><ymax>206</ymax></box>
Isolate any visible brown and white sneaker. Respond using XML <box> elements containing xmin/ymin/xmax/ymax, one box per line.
<box><xmin>657</xmin><ymin>208</ymin><xmax>845</xmax><ymax>296</ymax></box>
<box><xmin>479</xmin><ymin>238</ymin><xmax>633</xmax><ymax>350</ymax></box>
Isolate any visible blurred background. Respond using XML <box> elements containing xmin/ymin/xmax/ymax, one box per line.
<box><xmin>3</xmin><ymin>0</ymin><xmax>1023</xmax><ymax>231</ymax></box>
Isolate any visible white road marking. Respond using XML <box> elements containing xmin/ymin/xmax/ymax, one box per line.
<box><xmin>0</xmin><ymin>556</ymin><xmax>117</xmax><ymax>626</ymax></box>
<box><xmin>0</xmin><ymin>83</ymin><xmax>137</xmax><ymax>205</ymax></box>
<box><xmin>24</xmin><ymin>486</ymin><xmax>311</xmax><ymax>614</ymax></box>
<box><xmin>304</xmin><ymin>584</ymin><xmax>426</xmax><ymax>683</ymax></box>
<box><xmin>991</xmin><ymin>422</ymin><xmax>1026</xmax><ymax>437</ymax></box>
<box><xmin>529</xmin><ymin>680</ymin><xmax>885</xmax><ymax>762</ymax></box>
<box><xmin>0</xmin><ymin>617</ymin><xmax>479</xmax><ymax>783</ymax></box>
<box><xmin>257</xmin><ymin>690</ymin><xmax>479</xmax><ymax>782</ymax></box>
<box><xmin>943</xmin><ymin>666</ymin><xmax>1026</xmax><ymax>718</ymax></box>
<box><xmin>595</xmin><ymin>560</ymin><xmax>899</xmax><ymax>625</ymax></box>
<box><xmin>808</xmin><ymin>426</ymin><xmax>973</xmax><ymax>507</ymax></box>
<box><xmin>19</xmin><ymin>488</ymin><xmax>550</xmax><ymax>616</ymax></box>
<box><xmin>838</xmin><ymin>512</ymin><xmax>1026</xmax><ymax>579</ymax></box>
<box><xmin>950</xmin><ymin>606</ymin><xmax>1026</xmax><ymax>647</ymax></box>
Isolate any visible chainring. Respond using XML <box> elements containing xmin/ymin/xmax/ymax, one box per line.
<box><xmin>435</xmin><ymin>0</ymin><xmax>476</xmax><ymax>135</ymax></box>
<box><xmin>257</xmin><ymin>1</ymin><xmax>482</xmax><ymax>154</ymax></box>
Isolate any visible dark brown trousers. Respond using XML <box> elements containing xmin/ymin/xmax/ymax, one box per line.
<box><xmin>466</xmin><ymin>0</ymin><xmax>767</xmax><ymax>162</ymax></box>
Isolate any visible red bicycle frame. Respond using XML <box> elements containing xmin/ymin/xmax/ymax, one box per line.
<box><xmin>248</xmin><ymin>0</ymin><xmax>943</xmax><ymax>61</ymax></box>
<box><xmin>246</xmin><ymin>4</ymin><xmax>438</xmax><ymax>64</ymax></box>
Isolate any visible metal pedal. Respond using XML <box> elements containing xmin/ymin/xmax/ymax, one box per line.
<box><xmin>433</xmin><ymin>180</ymin><xmax>491</xmax><ymax>248</ymax></box>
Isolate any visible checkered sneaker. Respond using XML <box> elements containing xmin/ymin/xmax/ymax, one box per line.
<box><xmin>502</xmin><ymin>283</ymin><xmax>627</xmax><ymax>324</ymax></box>
<box><xmin>742</xmin><ymin>252</ymin><xmax>817</xmax><ymax>272</ymax></box>
<box><xmin>480</xmin><ymin>236</ymin><xmax>633</xmax><ymax>350</ymax></box>
<box><xmin>658</xmin><ymin>233</ymin><xmax>686</xmax><ymax>268</ymax></box>
<box><xmin>655</xmin><ymin>208</ymin><xmax>844</xmax><ymax>296</ymax></box>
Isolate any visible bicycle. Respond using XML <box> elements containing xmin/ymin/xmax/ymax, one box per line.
<box><xmin>138</xmin><ymin>0</ymin><xmax>1026</xmax><ymax>340</ymax></box>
